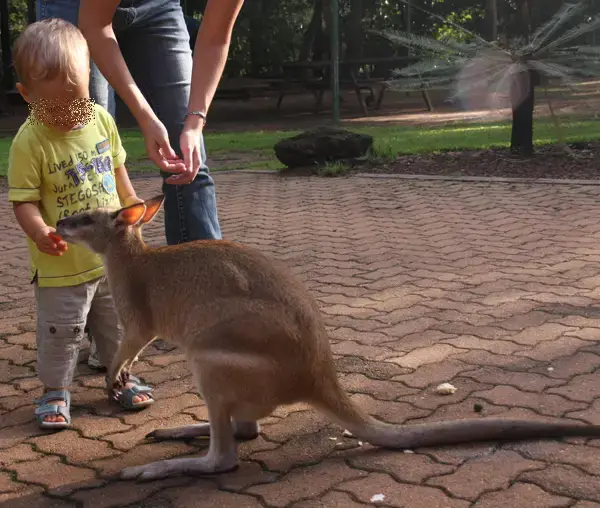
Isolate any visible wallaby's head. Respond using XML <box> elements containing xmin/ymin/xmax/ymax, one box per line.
<box><xmin>56</xmin><ymin>195</ymin><xmax>165</xmax><ymax>254</ymax></box>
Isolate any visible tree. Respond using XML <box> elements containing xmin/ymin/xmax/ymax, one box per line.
<box><xmin>381</xmin><ymin>0</ymin><xmax>600</xmax><ymax>155</ymax></box>
<box><xmin>485</xmin><ymin>0</ymin><xmax>498</xmax><ymax>41</ymax></box>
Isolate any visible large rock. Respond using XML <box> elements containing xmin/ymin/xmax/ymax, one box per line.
<box><xmin>274</xmin><ymin>127</ymin><xmax>373</xmax><ymax>168</ymax></box>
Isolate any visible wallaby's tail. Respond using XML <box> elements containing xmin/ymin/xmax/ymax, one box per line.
<box><xmin>313</xmin><ymin>376</ymin><xmax>600</xmax><ymax>448</ymax></box>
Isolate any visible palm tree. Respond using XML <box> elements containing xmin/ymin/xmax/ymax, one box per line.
<box><xmin>380</xmin><ymin>0</ymin><xmax>600</xmax><ymax>155</ymax></box>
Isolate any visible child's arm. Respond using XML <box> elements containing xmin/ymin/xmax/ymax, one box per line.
<box><xmin>114</xmin><ymin>164</ymin><xmax>143</xmax><ymax>207</ymax></box>
<box><xmin>8</xmin><ymin>136</ymin><xmax>67</xmax><ymax>256</ymax></box>
<box><xmin>13</xmin><ymin>202</ymin><xmax>67</xmax><ymax>256</ymax></box>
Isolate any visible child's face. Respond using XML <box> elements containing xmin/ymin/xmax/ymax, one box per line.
<box><xmin>17</xmin><ymin>72</ymin><xmax>92</xmax><ymax>131</ymax></box>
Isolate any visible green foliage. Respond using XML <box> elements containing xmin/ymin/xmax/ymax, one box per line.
<box><xmin>434</xmin><ymin>8</ymin><xmax>485</xmax><ymax>42</ymax></box>
<box><xmin>317</xmin><ymin>161</ymin><xmax>350</xmax><ymax>177</ymax></box>
<box><xmin>382</xmin><ymin>0</ymin><xmax>600</xmax><ymax>101</ymax></box>
<box><xmin>186</xmin><ymin>0</ymin><xmax>314</xmax><ymax>77</ymax></box>
<box><xmin>4</xmin><ymin>0</ymin><xmax>598</xmax><ymax>83</ymax></box>
<box><xmin>8</xmin><ymin>0</ymin><xmax>28</xmax><ymax>43</ymax></box>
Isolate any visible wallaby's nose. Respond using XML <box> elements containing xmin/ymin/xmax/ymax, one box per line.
<box><xmin>56</xmin><ymin>218</ymin><xmax>65</xmax><ymax>228</ymax></box>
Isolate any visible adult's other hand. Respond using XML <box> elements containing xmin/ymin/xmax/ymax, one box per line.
<box><xmin>139</xmin><ymin>113</ymin><xmax>187</xmax><ymax>176</ymax></box>
<box><xmin>164</xmin><ymin>117</ymin><xmax>204</xmax><ymax>185</ymax></box>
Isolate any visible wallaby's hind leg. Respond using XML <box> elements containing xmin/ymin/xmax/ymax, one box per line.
<box><xmin>147</xmin><ymin>420</ymin><xmax>259</xmax><ymax>441</ymax></box>
<box><xmin>120</xmin><ymin>393</ymin><xmax>238</xmax><ymax>481</ymax></box>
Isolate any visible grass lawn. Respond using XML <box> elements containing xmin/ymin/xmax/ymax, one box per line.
<box><xmin>0</xmin><ymin>116</ymin><xmax>598</xmax><ymax>176</ymax></box>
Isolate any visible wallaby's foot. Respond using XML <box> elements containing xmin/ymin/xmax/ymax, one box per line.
<box><xmin>234</xmin><ymin>420</ymin><xmax>260</xmax><ymax>440</ymax></box>
<box><xmin>146</xmin><ymin>420</ymin><xmax>259</xmax><ymax>441</ymax></box>
<box><xmin>120</xmin><ymin>453</ymin><xmax>238</xmax><ymax>481</ymax></box>
<box><xmin>146</xmin><ymin>423</ymin><xmax>211</xmax><ymax>441</ymax></box>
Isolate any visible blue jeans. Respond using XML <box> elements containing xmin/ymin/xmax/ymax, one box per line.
<box><xmin>37</xmin><ymin>0</ymin><xmax>222</xmax><ymax>244</ymax></box>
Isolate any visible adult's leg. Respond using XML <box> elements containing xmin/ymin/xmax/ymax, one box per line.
<box><xmin>116</xmin><ymin>0</ymin><xmax>222</xmax><ymax>245</ymax></box>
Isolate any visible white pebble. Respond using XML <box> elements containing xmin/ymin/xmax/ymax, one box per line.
<box><xmin>343</xmin><ymin>429</ymin><xmax>354</xmax><ymax>438</ymax></box>
<box><xmin>435</xmin><ymin>382</ymin><xmax>458</xmax><ymax>395</ymax></box>
<box><xmin>370</xmin><ymin>493</ymin><xmax>386</xmax><ymax>503</ymax></box>
<box><xmin>403</xmin><ymin>449</ymin><xmax>415</xmax><ymax>454</ymax></box>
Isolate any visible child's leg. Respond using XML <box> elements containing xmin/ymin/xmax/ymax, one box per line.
<box><xmin>35</xmin><ymin>281</ymin><xmax>94</xmax><ymax>426</ymax></box>
<box><xmin>87</xmin><ymin>334</ymin><xmax>105</xmax><ymax>370</ymax></box>
<box><xmin>86</xmin><ymin>277</ymin><xmax>155</xmax><ymax>408</ymax></box>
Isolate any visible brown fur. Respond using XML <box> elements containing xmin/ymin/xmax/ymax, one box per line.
<box><xmin>56</xmin><ymin>195</ymin><xmax>600</xmax><ymax>482</ymax></box>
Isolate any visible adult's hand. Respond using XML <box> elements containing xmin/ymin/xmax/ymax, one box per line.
<box><xmin>138</xmin><ymin>113</ymin><xmax>187</xmax><ymax>176</ymax></box>
<box><xmin>164</xmin><ymin>116</ymin><xmax>204</xmax><ymax>185</ymax></box>
<box><xmin>79</xmin><ymin>0</ymin><xmax>187</xmax><ymax>178</ymax></box>
<box><xmin>165</xmin><ymin>0</ymin><xmax>245</xmax><ymax>186</ymax></box>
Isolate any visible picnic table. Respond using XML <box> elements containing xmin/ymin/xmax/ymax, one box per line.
<box><xmin>275</xmin><ymin>56</ymin><xmax>433</xmax><ymax>115</ymax></box>
<box><xmin>212</xmin><ymin>77</ymin><xmax>275</xmax><ymax>101</ymax></box>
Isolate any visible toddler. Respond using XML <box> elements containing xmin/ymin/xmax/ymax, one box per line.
<box><xmin>8</xmin><ymin>19</ymin><xmax>156</xmax><ymax>429</ymax></box>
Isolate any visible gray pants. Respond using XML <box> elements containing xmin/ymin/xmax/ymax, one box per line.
<box><xmin>35</xmin><ymin>277</ymin><xmax>122</xmax><ymax>388</ymax></box>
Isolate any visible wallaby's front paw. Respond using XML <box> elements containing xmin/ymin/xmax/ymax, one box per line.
<box><xmin>119</xmin><ymin>369</ymin><xmax>131</xmax><ymax>386</ymax></box>
<box><xmin>109</xmin><ymin>368</ymin><xmax>130</xmax><ymax>390</ymax></box>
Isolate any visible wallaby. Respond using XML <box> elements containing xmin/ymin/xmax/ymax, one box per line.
<box><xmin>56</xmin><ymin>195</ymin><xmax>600</xmax><ymax>482</ymax></box>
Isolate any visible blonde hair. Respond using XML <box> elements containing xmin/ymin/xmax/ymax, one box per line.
<box><xmin>13</xmin><ymin>18</ymin><xmax>90</xmax><ymax>87</ymax></box>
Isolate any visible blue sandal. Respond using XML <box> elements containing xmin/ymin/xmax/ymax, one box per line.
<box><xmin>107</xmin><ymin>374</ymin><xmax>155</xmax><ymax>410</ymax></box>
<box><xmin>34</xmin><ymin>390</ymin><xmax>71</xmax><ymax>430</ymax></box>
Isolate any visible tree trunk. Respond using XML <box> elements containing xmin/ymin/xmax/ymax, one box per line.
<box><xmin>0</xmin><ymin>0</ymin><xmax>12</xmax><ymax>90</ymax></box>
<box><xmin>345</xmin><ymin>0</ymin><xmax>363</xmax><ymax>59</ymax></box>
<box><xmin>509</xmin><ymin>69</ymin><xmax>536</xmax><ymax>155</ymax></box>
<box><xmin>515</xmin><ymin>0</ymin><xmax>531</xmax><ymax>39</ymax></box>
<box><xmin>299</xmin><ymin>0</ymin><xmax>323</xmax><ymax>62</ymax></box>
<box><xmin>321</xmin><ymin>0</ymin><xmax>331</xmax><ymax>59</ymax></box>
<box><xmin>28</xmin><ymin>0</ymin><xmax>36</xmax><ymax>23</ymax></box>
<box><xmin>484</xmin><ymin>0</ymin><xmax>498</xmax><ymax>41</ymax></box>
<box><xmin>248</xmin><ymin>0</ymin><xmax>264</xmax><ymax>76</ymax></box>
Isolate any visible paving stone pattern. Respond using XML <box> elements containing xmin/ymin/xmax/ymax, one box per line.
<box><xmin>0</xmin><ymin>173</ymin><xmax>600</xmax><ymax>507</ymax></box>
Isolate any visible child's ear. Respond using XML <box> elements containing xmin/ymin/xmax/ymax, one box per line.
<box><xmin>115</xmin><ymin>203</ymin><xmax>147</xmax><ymax>227</ymax></box>
<box><xmin>140</xmin><ymin>195</ymin><xmax>165</xmax><ymax>224</ymax></box>
<box><xmin>15</xmin><ymin>83</ymin><xmax>31</xmax><ymax>103</ymax></box>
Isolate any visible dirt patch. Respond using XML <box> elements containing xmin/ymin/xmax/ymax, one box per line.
<box><xmin>109</xmin><ymin>141</ymin><xmax>600</xmax><ymax>182</ymax></box>
<box><xmin>352</xmin><ymin>141</ymin><xmax>600</xmax><ymax>180</ymax></box>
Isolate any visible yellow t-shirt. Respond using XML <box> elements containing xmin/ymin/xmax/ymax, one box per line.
<box><xmin>8</xmin><ymin>103</ymin><xmax>126</xmax><ymax>288</ymax></box>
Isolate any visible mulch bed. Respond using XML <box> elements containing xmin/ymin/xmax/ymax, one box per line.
<box><xmin>352</xmin><ymin>141</ymin><xmax>600</xmax><ymax>180</ymax></box>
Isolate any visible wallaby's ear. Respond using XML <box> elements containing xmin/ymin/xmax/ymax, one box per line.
<box><xmin>115</xmin><ymin>203</ymin><xmax>147</xmax><ymax>227</ymax></box>
<box><xmin>140</xmin><ymin>195</ymin><xmax>165</xmax><ymax>224</ymax></box>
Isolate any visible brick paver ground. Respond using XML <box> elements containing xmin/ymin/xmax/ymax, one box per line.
<box><xmin>1</xmin><ymin>172</ymin><xmax>600</xmax><ymax>507</ymax></box>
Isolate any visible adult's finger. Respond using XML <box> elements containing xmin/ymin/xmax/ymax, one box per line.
<box><xmin>165</xmin><ymin>171</ymin><xmax>195</xmax><ymax>185</ymax></box>
<box><xmin>158</xmin><ymin>135</ymin><xmax>179</xmax><ymax>161</ymax></box>
<box><xmin>192</xmin><ymin>147</ymin><xmax>201</xmax><ymax>176</ymax></box>
<box><xmin>181</xmin><ymin>138</ymin><xmax>194</xmax><ymax>175</ymax></box>
<box><xmin>147</xmin><ymin>141</ymin><xmax>186</xmax><ymax>173</ymax></box>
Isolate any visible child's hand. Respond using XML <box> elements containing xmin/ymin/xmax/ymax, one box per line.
<box><xmin>33</xmin><ymin>227</ymin><xmax>68</xmax><ymax>256</ymax></box>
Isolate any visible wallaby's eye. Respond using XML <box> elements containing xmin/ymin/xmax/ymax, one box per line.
<box><xmin>79</xmin><ymin>216</ymin><xmax>94</xmax><ymax>226</ymax></box>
